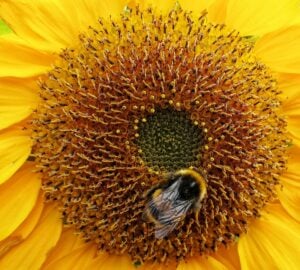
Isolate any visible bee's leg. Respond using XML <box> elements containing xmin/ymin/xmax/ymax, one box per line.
<box><xmin>193</xmin><ymin>201</ymin><xmax>202</xmax><ymax>227</ymax></box>
<box><xmin>194</xmin><ymin>210</ymin><xmax>201</xmax><ymax>227</ymax></box>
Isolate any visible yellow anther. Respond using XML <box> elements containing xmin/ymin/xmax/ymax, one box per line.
<box><xmin>169</xmin><ymin>100</ymin><xmax>174</xmax><ymax>105</ymax></box>
<box><xmin>150</xmin><ymin>108</ymin><xmax>155</xmax><ymax>113</ymax></box>
<box><xmin>161</xmin><ymin>94</ymin><xmax>166</xmax><ymax>99</ymax></box>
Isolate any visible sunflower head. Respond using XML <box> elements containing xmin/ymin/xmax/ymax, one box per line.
<box><xmin>28</xmin><ymin>4</ymin><xmax>290</xmax><ymax>265</ymax></box>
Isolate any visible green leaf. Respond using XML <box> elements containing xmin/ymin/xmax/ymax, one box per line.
<box><xmin>0</xmin><ymin>20</ymin><xmax>12</xmax><ymax>35</ymax></box>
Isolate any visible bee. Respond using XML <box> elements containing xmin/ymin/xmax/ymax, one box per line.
<box><xmin>144</xmin><ymin>168</ymin><xmax>207</xmax><ymax>239</ymax></box>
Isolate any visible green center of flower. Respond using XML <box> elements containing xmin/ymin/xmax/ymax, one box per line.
<box><xmin>136</xmin><ymin>108</ymin><xmax>204</xmax><ymax>171</ymax></box>
<box><xmin>31</xmin><ymin>6</ymin><xmax>288</xmax><ymax>265</ymax></box>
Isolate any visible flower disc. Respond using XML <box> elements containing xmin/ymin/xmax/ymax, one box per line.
<box><xmin>32</xmin><ymin>7</ymin><xmax>288</xmax><ymax>263</ymax></box>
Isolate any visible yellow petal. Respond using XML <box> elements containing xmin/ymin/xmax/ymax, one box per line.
<box><xmin>279</xmin><ymin>79</ymin><xmax>300</xmax><ymax>146</ymax></box>
<box><xmin>278</xmin><ymin>176</ymin><xmax>300</xmax><ymax>222</ymax></box>
<box><xmin>0</xmin><ymin>77</ymin><xmax>39</xmax><ymax>130</ymax></box>
<box><xmin>287</xmin><ymin>117</ymin><xmax>300</xmax><ymax>146</ymax></box>
<box><xmin>96</xmin><ymin>254</ymin><xmax>136</xmax><ymax>270</ymax></box>
<box><xmin>225</xmin><ymin>0</ymin><xmax>300</xmax><ymax>36</ymax></box>
<box><xmin>0</xmin><ymin>129</ymin><xmax>31</xmax><ymax>185</ymax></box>
<box><xmin>238</xmin><ymin>204</ymin><xmax>300</xmax><ymax>270</ymax></box>
<box><xmin>277</xmin><ymin>73</ymin><xmax>300</xmax><ymax>104</ymax></box>
<box><xmin>179</xmin><ymin>0</ymin><xmax>215</xmax><ymax>14</ymax></box>
<box><xmin>285</xmin><ymin>145</ymin><xmax>300</xmax><ymax>178</ymax></box>
<box><xmin>0</xmin><ymin>203</ymin><xmax>62</xmax><ymax>270</ymax></box>
<box><xmin>278</xmin><ymin>145</ymin><xmax>300</xmax><ymax>221</ymax></box>
<box><xmin>213</xmin><ymin>245</ymin><xmax>240</xmax><ymax>269</ymax></box>
<box><xmin>43</xmin><ymin>249</ymin><xmax>135</xmax><ymax>270</ymax></box>
<box><xmin>0</xmin><ymin>34</ymin><xmax>54</xmax><ymax>77</ymax></box>
<box><xmin>206</xmin><ymin>0</ymin><xmax>229</xmax><ymax>24</ymax></box>
<box><xmin>139</xmin><ymin>0</ymin><xmax>176</xmax><ymax>13</ymax></box>
<box><xmin>0</xmin><ymin>0</ymin><xmax>127</xmax><ymax>52</ymax></box>
<box><xmin>177</xmin><ymin>256</ymin><xmax>228</xmax><ymax>270</ymax></box>
<box><xmin>42</xmin><ymin>228</ymin><xmax>87</xmax><ymax>267</ymax></box>
<box><xmin>254</xmin><ymin>26</ymin><xmax>300</xmax><ymax>74</ymax></box>
<box><xmin>42</xmin><ymin>246</ymin><xmax>100</xmax><ymax>270</ymax></box>
<box><xmin>0</xmin><ymin>164</ymin><xmax>41</xmax><ymax>241</ymax></box>
<box><xmin>139</xmin><ymin>261</ymin><xmax>177</xmax><ymax>270</ymax></box>
<box><xmin>0</xmin><ymin>193</ymin><xmax>43</xmax><ymax>257</ymax></box>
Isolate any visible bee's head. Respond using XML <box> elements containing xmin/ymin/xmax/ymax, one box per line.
<box><xmin>177</xmin><ymin>174</ymin><xmax>200</xmax><ymax>201</ymax></box>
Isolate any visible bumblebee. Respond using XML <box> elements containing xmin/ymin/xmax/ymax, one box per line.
<box><xmin>144</xmin><ymin>168</ymin><xmax>207</xmax><ymax>239</ymax></box>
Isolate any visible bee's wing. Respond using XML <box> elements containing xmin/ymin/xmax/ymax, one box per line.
<box><xmin>147</xmin><ymin>180</ymin><xmax>193</xmax><ymax>239</ymax></box>
<box><xmin>154</xmin><ymin>200</ymin><xmax>193</xmax><ymax>239</ymax></box>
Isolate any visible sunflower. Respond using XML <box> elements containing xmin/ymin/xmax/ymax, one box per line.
<box><xmin>0</xmin><ymin>0</ymin><xmax>300</xmax><ymax>269</ymax></box>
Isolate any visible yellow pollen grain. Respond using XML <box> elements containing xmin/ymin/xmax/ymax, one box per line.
<box><xmin>140</xmin><ymin>106</ymin><xmax>145</xmax><ymax>111</ymax></box>
<box><xmin>169</xmin><ymin>100</ymin><xmax>174</xmax><ymax>105</ymax></box>
<box><xmin>208</xmin><ymin>137</ymin><xmax>213</xmax><ymax>141</ymax></box>
<box><xmin>142</xmin><ymin>118</ymin><xmax>147</xmax><ymax>122</ymax></box>
<box><xmin>150</xmin><ymin>95</ymin><xmax>155</xmax><ymax>100</ymax></box>
<box><xmin>150</xmin><ymin>108</ymin><xmax>155</xmax><ymax>113</ymax></box>
<box><xmin>194</xmin><ymin>121</ymin><xmax>199</xmax><ymax>126</ymax></box>
<box><xmin>161</xmin><ymin>94</ymin><xmax>166</xmax><ymax>99</ymax></box>
<box><xmin>133</xmin><ymin>105</ymin><xmax>138</xmax><ymax>110</ymax></box>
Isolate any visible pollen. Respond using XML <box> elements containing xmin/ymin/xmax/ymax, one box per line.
<box><xmin>32</xmin><ymin>6</ymin><xmax>288</xmax><ymax>265</ymax></box>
